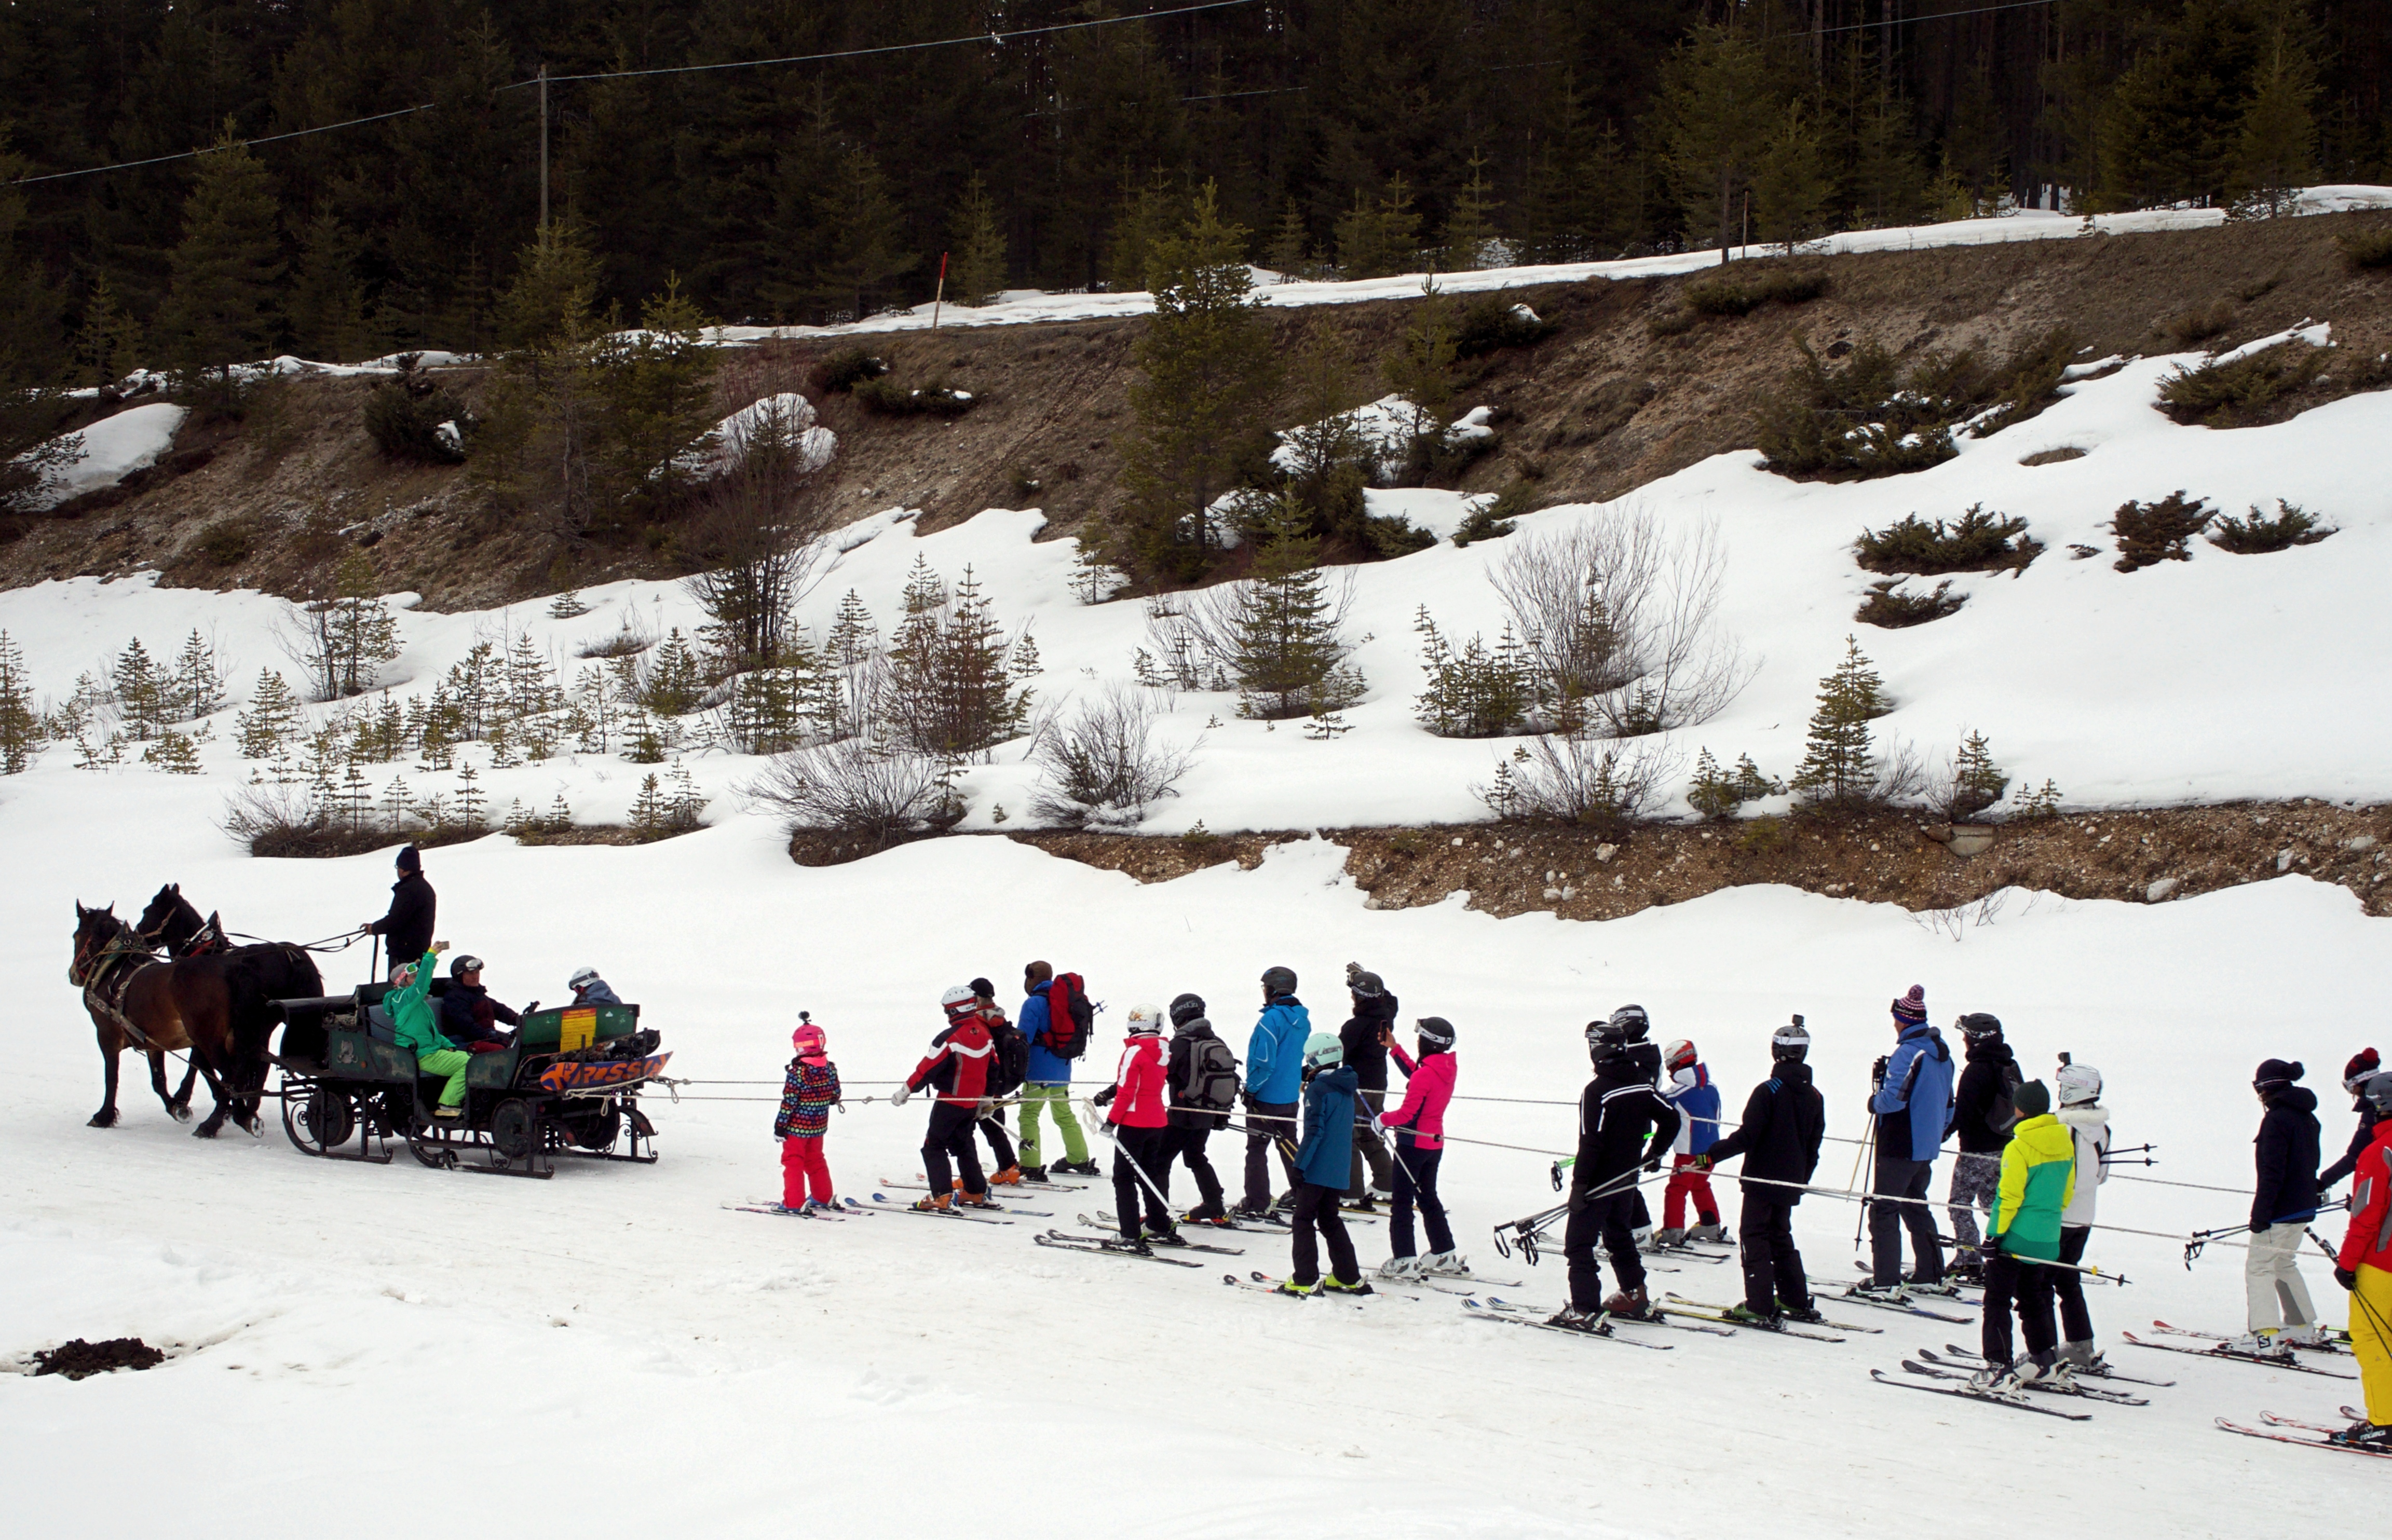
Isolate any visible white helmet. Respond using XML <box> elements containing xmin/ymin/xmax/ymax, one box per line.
<box><xmin>1125</xmin><ymin>1003</ymin><xmax>1163</xmax><ymax>1037</ymax></box>
<box><xmin>2056</xmin><ymin>1062</ymin><xmax>2103</xmax><ymax>1107</ymax></box>
<box><xmin>569</xmin><ymin>966</ymin><xmax>602</xmax><ymax>991</ymax></box>
<box><xmin>941</xmin><ymin>984</ymin><xmax>977</xmax><ymax>1014</ymax></box>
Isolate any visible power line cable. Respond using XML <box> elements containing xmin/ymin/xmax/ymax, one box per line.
<box><xmin>1816</xmin><ymin>0</ymin><xmax>2059</xmax><ymax>36</ymax></box>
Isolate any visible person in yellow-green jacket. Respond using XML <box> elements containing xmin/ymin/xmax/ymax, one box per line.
<box><xmin>389</xmin><ymin>944</ymin><xmax>467</xmax><ymax>1120</ymax></box>
<box><xmin>1972</xmin><ymin>1080</ymin><xmax>2077</xmax><ymax>1393</ymax></box>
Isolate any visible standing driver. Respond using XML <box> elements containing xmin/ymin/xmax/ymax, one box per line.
<box><xmin>363</xmin><ymin>844</ymin><xmax>436</xmax><ymax>979</ymax></box>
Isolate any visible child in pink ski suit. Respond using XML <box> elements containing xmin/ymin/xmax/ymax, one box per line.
<box><xmin>774</xmin><ymin>1017</ymin><xmax>841</xmax><ymax>1210</ymax></box>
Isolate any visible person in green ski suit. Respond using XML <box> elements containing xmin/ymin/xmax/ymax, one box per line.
<box><xmin>1974</xmin><ymin>1080</ymin><xmax>2078</xmax><ymax>1390</ymax></box>
<box><xmin>390</xmin><ymin>944</ymin><xmax>468</xmax><ymax>1118</ymax></box>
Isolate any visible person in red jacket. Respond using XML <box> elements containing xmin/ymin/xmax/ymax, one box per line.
<box><xmin>894</xmin><ymin>986</ymin><xmax>998</xmax><ymax>1212</ymax></box>
<box><xmin>1093</xmin><ymin>1003</ymin><xmax>1175</xmax><ymax>1250</ymax></box>
<box><xmin>2332</xmin><ymin>1072</ymin><xmax>2392</xmax><ymax>1448</ymax></box>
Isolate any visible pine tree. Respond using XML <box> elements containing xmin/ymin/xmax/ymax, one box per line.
<box><xmin>1790</xmin><ymin>636</ymin><xmax>1887</xmax><ymax>806</ymax></box>
<box><xmin>112</xmin><ymin>637</ymin><xmax>167</xmax><ymax>740</ymax></box>
<box><xmin>2226</xmin><ymin>28</ymin><xmax>2320</xmax><ymax>214</ymax></box>
<box><xmin>1414</xmin><ymin>608</ymin><xmax>1532</xmax><ymax>738</ymax></box>
<box><xmin>1264</xmin><ymin>198</ymin><xmax>1314</xmax><ymax>280</ymax></box>
<box><xmin>236</xmin><ymin>669</ymin><xmax>302</xmax><ymax>758</ymax></box>
<box><xmin>1843</xmin><ymin>86</ymin><xmax>1931</xmax><ymax>231</ymax></box>
<box><xmin>811</xmin><ymin>146</ymin><xmax>917</xmax><ymax>322</ymax></box>
<box><xmin>0</xmin><ymin>630</ymin><xmax>43</xmax><ymax>773</ymax></box>
<box><xmin>72</xmin><ymin>274</ymin><xmax>143</xmax><ymax>389</ymax></box>
<box><xmin>1658</xmin><ymin>25</ymin><xmax>1775</xmax><ymax>260</ymax></box>
<box><xmin>1106</xmin><ymin>165</ymin><xmax>1183</xmax><ymax>296</ymax></box>
<box><xmin>380</xmin><ymin>772</ymin><xmax>412</xmax><ymax>834</ymax></box>
<box><xmin>298</xmin><ymin>553</ymin><xmax>402</xmax><ymax>700</ymax></box>
<box><xmin>1334</xmin><ymin>174</ymin><xmax>1421</xmax><ymax>280</ymax></box>
<box><xmin>1689</xmin><ymin>747</ymin><xmax>1784</xmax><ymax>819</ymax></box>
<box><xmin>142</xmin><ymin>729</ymin><xmax>201</xmax><ymax>774</ymax></box>
<box><xmin>170</xmin><ymin>629</ymin><xmax>228</xmax><ymax>720</ymax></box>
<box><xmin>1279</xmin><ymin>333</ymin><xmax>1368</xmax><ymax>543</ymax></box>
<box><xmin>288</xmin><ymin>205</ymin><xmax>372</xmax><ymax>363</ymax></box>
<box><xmin>885</xmin><ymin>560</ymin><xmax>1032</xmax><ymax>760</ymax></box>
<box><xmin>1752</xmin><ymin>100</ymin><xmax>1833</xmax><ymax>249</ymax></box>
<box><xmin>1116</xmin><ymin>182</ymin><xmax>1279</xmax><ymax>580</ymax></box>
<box><xmin>592</xmin><ymin>277</ymin><xmax>719</xmax><ymax>514</ymax></box>
<box><xmin>948</xmin><ymin>171</ymin><xmax>1008</xmax><ymax>306</ymax></box>
<box><xmin>1439</xmin><ymin>150</ymin><xmax>1502</xmax><ymax>271</ymax></box>
<box><xmin>639</xmin><ymin>628</ymin><xmax>707</xmax><ymax>716</ymax></box>
<box><xmin>1381</xmin><ymin>280</ymin><xmax>1460</xmax><ymax>462</ymax></box>
<box><xmin>1231</xmin><ymin>495</ymin><xmax>1364</xmax><ymax>720</ymax></box>
<box><xmin>158</xmin><ymin>129</ymin><xmax>286</xmax><ymax>393</ymax></box>
<box><xmin>456</xmin><ymin>760</ymin><xmax>484</xmax><ymax>832</ymax></box>
<box><xmin>629</xmin><ymin>772</ymin><xmax>668</xmax><ymax>836</ymax></box>
<box><xmin>1946</xmin><ymin>730</ymin><xmax>2009</xmax><ymax>821</ymax></box>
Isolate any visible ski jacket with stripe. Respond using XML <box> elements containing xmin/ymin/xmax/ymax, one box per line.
<box><xmin>1702</xmin><ymin>1060</ymin><xmax>1825</xmax><ymax>1199</ymax></box>
<box><xmin>906</xmin><ymin>1012</ymin><xmax>995</xmax><ymax>1102</ymax></box>
<box><xmin>1383</xmin><ymin>1044</ymin><xmax>1455</xmax><ymax>1150</ymax></box>
<box><xmin>2056</xmin><ymin>1102</ymin><xmax>2109</xmax><ymax>1228</ymax></box>
<box><xmin>1294</xmin><ymin>1063</ymin><xmax>1358</xmax><ymax>1187</ymax></box>
<box><xmin>1019</xmin><ymin>983</ymin><xmax>1072</xmax><ymax>1084</ymax></box>
<box><xmin>774</xmin><ymin>1057</ymin><xmax>840</xmax><ymax>1139</ymax></box>
<box><xmin>2252</xmin><ymin>1084</ymin><xmax>2322</xmax><ymax>1228</ymax></box>
<box><xmin>1869</xmin><ymin>1023</ymin><xmax>1954</xmax><ymax>1163</ymax></box>
<box><xmin>1989</xmin><ymin>1112</ymin><xmax>2077</xmax><ymax>1260</ymax></box>
<box><xmin>2335</xmin><ymin>1120</ymin><xmax>2392</xmax><ymax>1275</ymax></box>
<box><xmin>1573</xmin><ymin>1049</ymin><xmax>1680</xmax><ymax>1190</ymax></box>
<box><xmin>1245</xmin><ymin>995</ymin><xmax>1312</xmax><ymax>1104</ymax></box>
<box><xmin>2322</xmin><ymin>1101</ymin><xmax>2384</xmax><ymax>1191</ymax></box>
<box><xmin>1103</xmin><ymin>1034</ymin><xmax>1169</xmax><ymax>1129</ymax></box>
<box><xmin>1663</xmin><ymin>1063</ymin><xmax>1721</xmax><ymax>1156</ymax></box>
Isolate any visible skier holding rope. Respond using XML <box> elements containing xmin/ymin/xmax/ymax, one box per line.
<box><xmin>1550</xmin><ymin>1007</ymin><xmax>1678</xmax><ymax>1330</ymax></box>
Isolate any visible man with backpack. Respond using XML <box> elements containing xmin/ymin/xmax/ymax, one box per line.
<box><xmin>1239</xmin><ymin>965</ymin><xmax>1311</xmax><ymax>1219</ymax></box>
<box><xmin>1340</xmin><ymin>964</ymin><xmax>1399</xmax><ymax>1208</ymax></box>
<box><xmin>1015</xmin><ymin>961</ymin><xmax>1097</xmax><ymax>1179</ymax></box>
<box><xmin>970</xmin><ymin>978</ymin><xmax>1026</xmax><ymax>1186</ymax></box>
<box><xmin>1945</xmin><ymin>1012</ymin><xmax>2021</xmax><ymax>1282</ymax></box>
<box><xmin>1164</xmin><ymin>993</ymin><xmax>1238</xmax><ymax>1222</ymax></box>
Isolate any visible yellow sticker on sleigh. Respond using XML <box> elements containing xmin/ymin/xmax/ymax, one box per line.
<box><xmin>559</xmin><ymin>1007</ymin><xmax>597</xmax><ymax>1053</ymax></box>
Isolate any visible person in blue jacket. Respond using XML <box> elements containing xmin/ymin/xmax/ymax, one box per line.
<box><xmin>1015</xmin><ymin>961</ymin><xmax>1096</xmax><ymax>1179</ymax></box>
<box><xmin>1859</xmin><ymin>985</ymin><xmax>1958</xmax><ymax>1298</ymax></box>
<box><xmin>1239</xmin><ymin>965</ymin><xmax>1311</xmax><ymax>1218</ymax></box>
<box><xmin>1279</xmin><ymin>1032</ymin><xmax>1371</xmax><ymax>1296</ymax></box>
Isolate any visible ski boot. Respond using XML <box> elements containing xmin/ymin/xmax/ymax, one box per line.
<box><xmin>1106</xmin><ymin>1235</ymin><xmax>1153</xmax><ymax>1256</ymax></box>
<box><xmin>1720</xmin><ymin>1303</ymin><xmax>1782</xmax><ymax>1328</ymax></box>
<box><xmin>1017</xmin><ymin>1164</ymin><xmax>1049</xmax><ymax>1183</ymax></box>
<box><xmin>1419</xmin><ymin>1250</ymin><xmax>1471</xmax><ymax>1277</ymax></box>
<box><xmin>1340</xmin><ymin>1195</ymin><xmax>1380</xmax><ymax>1215</ymax></box>
<box><xmin>987</xmin><ymin>1165</ymin><xmax>1024</xmax><ymax>1186</ymax></box>
<box><xmin>800</xmin><ymin>1199</ymin><xmax>838</xmax><ymax>1216</ymax></box>
<box><xmin>1904</xmin><ymin>1274</ymin><xmax>1964</xmax><ymax>1298</ymax></box>
<box><xmin>1650</xmin><ymin>1228</ymin><xmax>1689</xmax><ymax>1248</ymax></box>
<box><xmin>2058</xmin><ymin>1339</ymin><xmax>2107</xmax><ymax>1374</ymax></box>
<box><xmin>910</xmin><ymin>1193</ymin><xmax>953</xmax><ymax>1214</ymax></box>
<box><xmin>1849</xmin><ymin>1281</ymin><xmax>1910</xmax><ymax>1305</ymax></box>
<box><xmin>2331</xmin><ymin>1421</ymin><xmax>2392</xmax><ymax>1449</ymax></box>
<box><xmin>1274</xmin><ymin>1278</ymin><xmax>1321</xmax><ymax>1298</ymax></box>
<box><xmin>2224</xmin><ymin>1329</ymin><xmax>2292</xmax><ymax>1357</ymax></box>
<box><xmin>2277</xmin><ymin>1323</ymin><xmax>2334</xmax><ymax>1349</ymax></box>
<box><xmin>1321</xmin><ymin>1276</ymin><xmax>1377</xmax><ymax>1297</ymax></box>
<box><xmin>1688</xmin><ymin>1220</ymin><xmax>1728</xmax><ymax>1244</ymax></box>
<box><xmin>1543</xmin><ymin>1306</ymin><xmax>1610</xmax><ymax>1334</ymax></box>
<box><xmin>956</xmin><ymin>1190</ymin><xmax>1002</xmax><ymax>1210</ymax></box>
<box><xmin>1054</xmin><ymin>1159</ymin><xmax>1101</xmax><ymax>1177</ymax></box>
<box><xmin>1144</xmin><ymin>1221</ymin><xmax>1185</xmax><ymax>1246</ymax></box>
<box><xmin>2016</xmin><ymin>1352</ymin><xmax>2076</xmax><ymax>1391</ymax></box>
<box><xmin>1782</xmin><ymin>1303</ymin><xmax>1828</xmax><ymax>1326</ymax></box>
<box><xmin>1967</xmin><ymin>1359</ymin><xmax>2023</xmax><ymax>1394</ymax></box>
<box><xmin>1377</xmin><ymin>1256</ymin><xmax>1424</xmax><ymax>1282</ymax></box>
<box><xmin>1184</xmin><ymin>1206</ymin><xmax>1232</xmax><ymax>1227</ymax></box>
<box><xmin>1602</xmin><ymin>1286</ymin><xmax>1652</xmax><ymax>1319</ymax></box>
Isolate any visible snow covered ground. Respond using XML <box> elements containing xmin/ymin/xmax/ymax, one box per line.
<box><xmin>6</xmin><ymin>806</ymin><xmax>2386</xmax><ymax>1537</ymax></box>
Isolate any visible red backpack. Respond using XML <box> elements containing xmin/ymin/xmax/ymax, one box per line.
<box><xmin>1042</xmin><ymin>973</ymin><xmax>1095</xmax><ymax>1060</ymax></box>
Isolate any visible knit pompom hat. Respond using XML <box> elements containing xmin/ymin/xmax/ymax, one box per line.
<box><xmin>1891</xmin><ymin>985</ymin><xmax>1927</xmax><ymax>1025</ymax></box>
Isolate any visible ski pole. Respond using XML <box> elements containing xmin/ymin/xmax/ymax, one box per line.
<box><xmin>1852</xmin><ymin>1120</ymin><xmax>1877</xmax><ymax>1251</ymax></box>
<box><xmin>1085</xmin><ymin>1110</ymin><xmax>1177</xmax><ymax>1227</ymax></box>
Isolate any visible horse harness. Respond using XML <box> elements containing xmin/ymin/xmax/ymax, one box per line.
<box><xmin>73</xmin><ymin>930</ymin><xmax>167</xmax><ymax>1053</ymax></box>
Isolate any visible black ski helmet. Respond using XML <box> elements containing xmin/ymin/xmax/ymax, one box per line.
<box><xmin>1585</xmin><ymin>1016</ymin><xmax>1629</xmax><ymax>1064</ymax></box>
<box><xmin>1169</xmin><ymin>992</ymin><xmax>1206</xmax><ymax>1027</ymax></box>
<box><xmin>1415</xmin><ymin>1016</ymin><xmax>1456</xmax><ymax>1050</ymax></box>
<box><xmin>1261</xmin><ymin>965</ymin><xmax>1298</xmax><ymax>996</ymax></box>
<box><xmin>1346</xmin><ymin>961</ymin><xmax>1385</xmax><ymax>998</ymax></box>
<box><xmin>1608</xmin><ymin>1004</ymin><xmax>1650</xmax><ymax>1042</ymax></box>
<box><xmin>1959</xmin><ymin>1012</ymin><xmax>2004</xmax><ymax>1042</ymax></box>
<box><xmin>1772</xmin><ymin>1015</ymin><xmax>1811</xmax><ymax>1062</ymax></box>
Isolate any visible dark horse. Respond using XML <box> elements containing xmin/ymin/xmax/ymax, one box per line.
<box><xmin>73</xmin><ymin>897</ymin><xmax>324</xmax><ymax>1137</ymax></box>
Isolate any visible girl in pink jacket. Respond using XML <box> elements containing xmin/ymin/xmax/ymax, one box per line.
<box><xmin>1377</xmin><ymin>1016</ymin><xmax>1461</xmax><ymax>1279</ymax></box>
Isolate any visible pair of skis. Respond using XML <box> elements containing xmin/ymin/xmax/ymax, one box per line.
<box><xmin>1904</xmin><ymin>1348</ymin><xmax>2149</xmax><ymax>1405</ymax></box>
<box><xmin>1460</xmin><ymin>1297</ymin><xmax>1676</xmax><ymax>1350</ymax></box>
<box><xmin>1807</xmin><ymin>1278</ymin><xmax>1975</xmax><ymax>1324</ymax></box>
<box><xmin>2121</xmin><ymin>1331</ymin><xmax>2356</xmax><ymax>1379</ymax></box>
<box><xmin>723</xmin><ymin>1196</ymin><xmax>875</xmax><ymax>1220</ymax></box>
<box><xmin>2216</xmin><ymin>1411</ymin><xmax>2392</xmax><ymax>1460</ymax></box>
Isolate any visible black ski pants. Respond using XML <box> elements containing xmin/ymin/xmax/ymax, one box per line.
<box><xmin>1347</xmin><ymin>1087</ymin><xmax>1392</xmax><ymax>1197</ymax></box>
<box><xmin>1109</xmin><ymin>1124</ymin><xmax>1174</xmax><ymax>1238</ymax></box>
<box><xmin>1242</xmin><ymin>1099</ymin><xmax>1298</xmax><ymax>1210</ymax></box>
<box><xmin>2049</xmin><ymin>1225</ymin><xmax>2096</xmax><ymax>1343</ymax></box>
<box><xmin>922</xmin><ymin>1100</ymin><xmax>985</xmax><ymax>1199</ymax></box>
<box><xmin>1388</xmin><ymin>1141</ymin><xmax>1453</xmax><ymax>1258</ymax></box>
<box><xmin>1869</xmin><ymin>1156</ymin><xmax>1945</xmax><ymax>1286</ymax></box>
<box><xmin>1289</xmin><ymin>1181</ymin><xmax>1358</xmax><ymax>1287</ymax></box>
<box><xmin>1166</xmin><ymin>1124</ymin><xmax>1226</xmax><ymax>1216</ymax></box>
<box><xmin>976</xmin><ymin>1109</ymin><xmax>1015</xmax><ymax>1174</ymax></box>
<box><xmin>1737</xmin><ymin>1192</ymin><xmax>1812</xmax><ymax>1316</ymax></box>
<box><xmin>1981</xmin><ymin>1249</ymin><xmax>2059</xmax><ymax>1368</ymax></box>
<box><xmin>1564</xmin><ymin>1184</ymin><xmax>1646</xmax><ymax>1312</ymax></box>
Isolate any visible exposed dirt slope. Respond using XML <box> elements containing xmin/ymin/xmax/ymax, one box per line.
<box><xmin>7</xmin><ymin>209</ymin><xmax>2389</xmax><ymax>612</ymax></box>
<box><xmin>1003</xmin><ymin>799</ymin><xmax>2392</xmax><ymax>921</ymax></box>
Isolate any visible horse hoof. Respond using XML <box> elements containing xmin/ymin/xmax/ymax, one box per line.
<box><xmin>88</xmin><ymin>1111</ymin><xmax>118</xmax><ymax>1128</ymax></box>
<box><xmin>192</xmin><ymin>1123</ymin><xmax>222</xmax><ymax>1139</ymax></box>
<box><xmin>243</xmin><ymin>1117</ymin><xmax>264</xmax><ymax>1138</ymax></box>
<box><xmin>171</xmin><ymin>1105</ymin><xmax>194</xmax><ymax>1124</ymax></box>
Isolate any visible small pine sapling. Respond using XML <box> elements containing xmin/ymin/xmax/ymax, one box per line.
<box><xmin>0</xmin><ymin>631</ymin><xmax>46</xmax><ymax>773</ymax></box>
<box><xmin>141</xmin><ymin>729</ymin><xmax>202</xmax><ymax>774</ymax></box>
<box><xmin>2111</xmin><ymin>492</ymin><xmax>2212</xmax><ymax>571</ymax></box>
<box><xmin>1790</xmin><ymin>636</ymin><xmax>1888</xmax><ymax>807</ymax></box>
<box><xmin>1942</xmin><ymin>731</ymin><xmax>2009</xmax><ymax>821</ymax></box>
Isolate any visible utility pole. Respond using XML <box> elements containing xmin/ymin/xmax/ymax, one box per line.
<box><xmin>538</xmin><ymin>62</ymin><xmax>549</xmax><ymax>235</ymax></box>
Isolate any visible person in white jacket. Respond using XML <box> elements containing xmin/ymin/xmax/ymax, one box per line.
<box><xmin>2047</xmin><ymin>1060</ymin><xmax>2111</xmax><ymax>1370</ymax></box>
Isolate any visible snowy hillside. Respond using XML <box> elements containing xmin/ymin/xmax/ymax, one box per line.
<box><xmin>8</xmin><ymin>266</ymin><xmax>2392</xmax><ymax>1538</ymax></box>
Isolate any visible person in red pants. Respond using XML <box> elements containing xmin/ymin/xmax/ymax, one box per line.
<box><xmin>774</xmin><ymin>1016</ymin><xmax>841</xmax><ymax>1212</ymax></box>
<box><xmin>1659</xmin><ymin>1039</ymin><xmax>1725</xmax><ymax>1244</ymax></box>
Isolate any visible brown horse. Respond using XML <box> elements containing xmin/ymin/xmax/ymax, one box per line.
<box><xmin>71</xmin><ymin>901</ymin><xmax>323</xmax><ymax>1137</ymax></box>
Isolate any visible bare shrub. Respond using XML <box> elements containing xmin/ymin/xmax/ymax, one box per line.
<box><xmin>1030</xmin><ymin>688</ymin><xmax>1198</xmax><ymax>828</ymax></box>
<box><xmin>576</xmin><ymin>605</ymin><xmax>657</xmax><ymax>660</ymax></box>
<box><xmin>1476</xmin><ymin>734</ymin><xmax>1675</xmax><ymax>835</ymax></box>
<box><xmin>740</xmin><ymin>733</ymin><xmax>962</xmax><ymax>852</ymax></box>
<box><xmin>1491</xmin><ymin>507</ymin><xmax>1754</xmax><ymax>738</ymax></box>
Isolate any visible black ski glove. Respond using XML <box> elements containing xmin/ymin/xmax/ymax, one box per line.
<box><xmin>2335</xmin><ymin>1266</ymin><xmax>2358</xmax><ymax>1291</ymax></box>
<box><xmin>1642</xmin><ymin>1153</ymin><xmax>1663</xmax><ymax>1175</ymax></box>
<box><xmin>1871</xmin><ymin>1055</ymin><xmax>1889</xmax><ymax>1087</ymax></box>
<box><xmin>1092</xmin><ymin>1085</ymin><xmax>1117</xmax><ymax>1108</ymax></box>
<box><xmin>2250</xmin><ymin>1219</ymin><xmax>2269</xmax><ymax>1235</ymax></box>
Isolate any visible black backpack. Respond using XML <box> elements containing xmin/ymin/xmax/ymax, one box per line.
<box><xmin>987</xmin><ymin>1017</ymin><xmax>1028</xmax><ymax>1097</ymax></box>
<box><xmin>1988</xmin><ymin>1060</ymin><xmax>2024</xmax><ymax>1134</ymax></box>
<box><xmin>1043</xmin><ymin>973</ymin><xmax>1095</xmax><ymax>1060</ymax></box>
<box><xmin>1186</xmin><ymin>1035</ymin><xmax>1240</xmax><ymax>1115</ymax></box>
